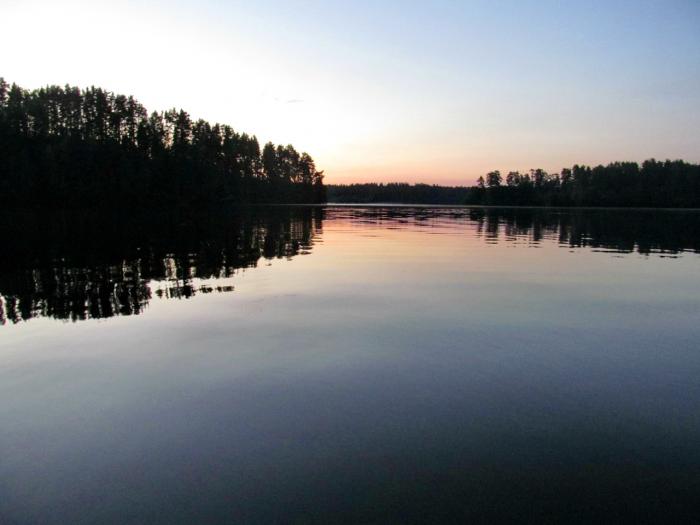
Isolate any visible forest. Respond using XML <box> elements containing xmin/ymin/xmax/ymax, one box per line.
<box><xmin>329</xmin><ymin>161</ymin><xmax>700</xmax><ymax>207</ymax></box>
<box><xmin>468</xmin><ymin>162</ymin><xmax>700</xmax><ymax>207</ymax></box>
<box><xmin>327</xmin><ymin>183</ymin><xmax>470</xmax><ymax>204</ymax></box>
<box><xmin>0</xmin><ymin>79</ymin><xmax>326</xmax><ymax>208</ymax></box>
<box><xmin>2</xmin><ymin>78</ymin><xmax>698</xmax><ymax>209</ymax></box>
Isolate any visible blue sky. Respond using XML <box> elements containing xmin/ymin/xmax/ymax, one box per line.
<box><xmin>3</xmin><ymin>0</ymin><xmax>699</xmax><ymax>183</ymax></box>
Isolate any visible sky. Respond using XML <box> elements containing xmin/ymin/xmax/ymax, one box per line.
<box><xmin>2</xmin><ymin>0</ymin><xmax>699</xmax><ymax>184</ymax></box>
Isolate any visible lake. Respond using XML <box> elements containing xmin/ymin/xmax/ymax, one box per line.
<box><xmin>1</xmin><ymin>206</ymin><xmax>699</xmax><ymax>523</ymax></box>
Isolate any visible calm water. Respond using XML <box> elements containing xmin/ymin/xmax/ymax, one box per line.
<box><xmin>1</xmin><ymin>206</ymin><xmax>700</xmax><ymax>523</ymax></box>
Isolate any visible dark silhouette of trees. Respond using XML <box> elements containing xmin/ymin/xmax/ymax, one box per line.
<box><xmin>3</xmin><ymin>77</ymin><xmax>698</xmax><ymax>209</ymax></box>
<box><xmin>327</xmin><ymin>183</ymin><xmax>470</xmax><ymax>204</ymax></box>
<box><xmin>486</xmin><ymin>170</ymin><xmax>502</xmax><ymax>188</ymax></box>
<box><xmin>328</xmin><ymin>161</ymin><xmax>700</xmax><ymax>207</ymax></box>
<box><xmin>467</xmin><ymin>161</ymin><xmax>700</xmax><ymax>207</ymax></box>
<box><xmin>0</xmin><ymin>79</ymin><xmax>325</xmax><ymax>208</ymax></box>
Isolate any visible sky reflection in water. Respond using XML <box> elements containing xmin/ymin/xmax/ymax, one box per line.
<box><xmin>1</xmin><ymin>206</ymin><xmax>699</xmax><ymax>523</ymax></box>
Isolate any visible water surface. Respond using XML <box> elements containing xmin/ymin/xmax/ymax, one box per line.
<box><xmin>1</xmin><ymin>206</ymin><xmax>699</xmax><ymax>523</ymax></box>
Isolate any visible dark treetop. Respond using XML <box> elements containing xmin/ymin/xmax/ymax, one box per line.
<box><xmin>0</xmin><ymin>79</ymin><xmax>326</xmax><ymax>208</ymax></box>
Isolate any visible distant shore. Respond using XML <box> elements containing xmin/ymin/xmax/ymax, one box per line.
<box><xmin>327</xmin><ymin>162</ymin><xmax>700</xmax><ymax>208</ymax></box>
<box><xmin>311</xmin><ymin>203</ymin><xmax>700</xmax><ymax>211</ymax></box>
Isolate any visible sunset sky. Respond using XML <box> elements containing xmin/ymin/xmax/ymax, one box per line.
<box><xmin>3</xmin><ymin>0</ymin><xmax>699</xmax><ymax>184</ymax></box>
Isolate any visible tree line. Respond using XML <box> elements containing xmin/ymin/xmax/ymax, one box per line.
<box><xmin>327</xmin><ymin>183</ymin><xmax>470</xmax><ymax>204</ymax></box>
<box><xmin>0</xmin><ymin>78</ymin><xmax>326</xmax><ymax>208</ymax></box>
<box><xmin>329</xmin><ymin>161</ymin><xmax>700</xmax><ymax>207</ymax></box>
<box><xmin>470</xmin><ymin>161</ymin><xmax>700</xmax><ymax>207</ymax></box>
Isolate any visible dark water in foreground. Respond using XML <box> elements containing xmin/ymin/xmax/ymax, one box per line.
<box><xmin>1</xmin><ymin>206</ymin><xmax>699</xmax><ymax>523</ymax></box>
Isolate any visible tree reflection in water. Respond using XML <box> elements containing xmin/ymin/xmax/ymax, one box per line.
<box><xmin>0</xmin><ymin>206</ymin><xmax>321</xmax><ymax>323</ymax></box>
<box><xmin>1</xmin><ymin>206</ymin><xmax>698</xmax><ymax>323</ymax></box>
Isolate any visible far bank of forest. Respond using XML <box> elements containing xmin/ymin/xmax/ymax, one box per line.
<box><xmin>328</xmin><ymin>160</ymin><xmax>700</xmax><ymax>208</ymax></box>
